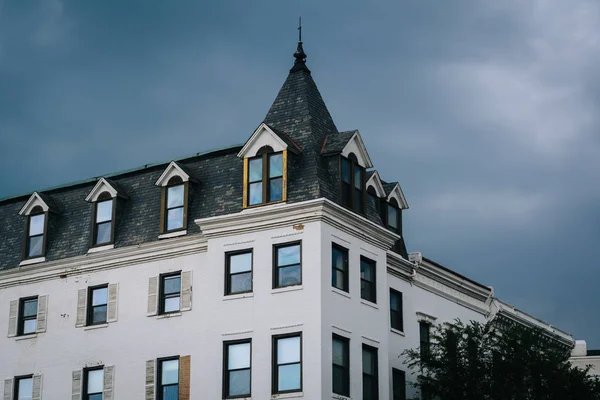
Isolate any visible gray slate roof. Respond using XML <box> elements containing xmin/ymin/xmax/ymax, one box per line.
<box><xmin>321</xmin><ymin>131</ymin><xmax>356</xmax><ymax>156</ymax></box>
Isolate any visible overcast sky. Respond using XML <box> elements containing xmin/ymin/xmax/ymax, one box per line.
<box><xmin>1</xmin><ymin>1</ymin><xmax>599</xmax><ymax>347</ymax></box>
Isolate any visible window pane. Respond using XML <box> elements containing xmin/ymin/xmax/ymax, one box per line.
<box><xmin>96</xmin><ymin>222</ymin><xmax>112</xmax><ymax>245</ymax></box>
<box><xmin>28</xmin><ymin>236</ymin><xmax>43</xmax><ymax>257</ymax></box>
<box><xmin>23</xmin><ymin>319</ymin><xmax>37</xmax><ymax>334</ymax></box>
<box><xmin>269</xmin><ymin>178</ymin><xmax>283</xmax><ymax>202</ymax></box>
<box><xmin>29</xmin><ymin>214</ymin><xmax>45</xmax><ymax>236</ymax></box>
<box><xmin>92</xmin><ymin>305</ymin><xmax>107</xmax><ymax>324</ymax></box>
<box><xmin>87</xmin><ymin>369</ymin><xmax>104</xmax><ymax>393</ymax></box>
<box><xmin>332</xmin><ymin>365</ymin><xmax>347</xmax><ymax>395</ymax></box>
<box><xmin>341</xmin><ymin>158</ymin><xmax>350</xmax><ymax>183</ymax></box>
<box><xmin>23</xmin><ymin>300</ymin><xmax>38</xmax><ymax>317</ymax></box>
<box><xmin>332</xmin><ymin>338</ymin><xmax>347</xmax><ymax>367</ymax></box>
<box><xmin>88</xmin><ymin>395</ymin><xmax>102</xmax><ymax>400</ymax></box>
<box><xmin>249</xmin><ymin>182</ymin><xmax>263</xmax><ymax>205</ymax></box>
<box><xmin>17</xmin><ymin>377</ymin><xmax>32</xmax><ymax>400</ymax></box>
<box><xmin>354</xmin><ymin>166</ymin><xmax>362</xmax><ymax>188</ymax></box>
<box><xmin>230</xmin><ymin>272</ymin><xmax>252</xmax><ymax>293</ymax></box>
<box><xmin>278</xmin><ymin>364</ymin><xmax>301</xmax><ymax>391</ymax></box>
<box><xmin>167</xmin><ymin>185</ymin><xmax>184</xmax><ymax>208</ymax></box>
<box><xmin>361</xmin><ymin>282</ymin><xmax>372</xmax><ymax>302</ymax></box>
<box><xmin>388</xmin><ymin>206</ymin><xmax>398</xmax><ymax>229</ymax></box>
<box><xmin>92</xmin><ymin>287</ymin><xmax>108</xmax><ymax>306</ymax></box>
<box><xmin>278</xmin><ymin>265</ymin><xmax>301</xmax><ymax>287</ymax></box>
<box><xmin>228</xmin><ymin>369</ymin><xmax>251</xmax><ymax>396</ymax></box>
<box><xmin>161</xmin><ymin>359</ymin><xmax>179</xmax><ymax>385</ymax></box>
<box><xmin>278</xmin><ymin>245</ymin><xmax>300</xmax><ymax>266</ymax></box>
<box><xmin>249</xmin><ymin>157</ymin><xmax>263</xmax><ymax>182</ymax></box>
<box><xmin>228</xmin><ymin>342</ymin><xmax>251</xmax><ymax>370</ymax></box>
<box><xmin>167</xmin><ymin>207</ymin><xmax>184</xmax><ymax>231</ymax></box>
<box><xmin>363</xmin><ymin>349</ymin><xmax>374</xmax><ymax>375</ymax></box>
<box><xmin>391</xmin><ymin>312</ymin><xmax>399</xmax><ymax>330</ymax></box>
<box><xmin>363</xmin><ymin>376</ymin><xmax>373</xmax><ymax>400</ymax></box>
<box><xmin>229</xmin><ymin>252</ymin><xmax>252</xmax><ymax>273</ymax></box>
<box><xmin>96</xmin><ymin>200</ymin><xmax>113</xmax><ymax>223</ymax></box>
<box><xmin>361</xmin><ymin>261</ymin><xmax>373</xmax><ymax>281</ymax></box>
<box><xmin>269</xmin><ymin>153</ymin><xmax>283</xmax><ymax>178</ymax></box>
<box><xmin>390</xmin><ymin>292</ymin><xmax>398</xmax><ymax>310</ymax></box>
<box><xmin>164</xmin><ymin>276</ymin><xmax>181</xmax><ymax>295</ymax></box>
<box><xmin>162</xmin><ymin>385</ymin><xmax>178</xmax><ymax>400</ymax></box>
<box><xmin>332</xmin><ymin>247</ymin><xmax>346</xmax><ymax>271</ymax></box>
<box><xmin>277</xmin><ymin>336</ymin><xmax>300</xmax><ymax>364</ymax></box>
<box><xmin>332</xmin><ymin>269</ymin><xmax>345</xmax><ymax>290</ymax></box>
<box><xmin>164</xmin><ymin>297</ymin><xmax>180</xmax><ymax>313</ymax></box>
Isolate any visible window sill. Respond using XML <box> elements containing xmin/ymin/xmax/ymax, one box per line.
<box><xmin>360</xmin><ymin>299</ymin><xmax>378</xmax><ymax>309</ymax></box>
<box><xmin>332</xmin><ymin>394</ymin><xmax>352</xmax><ymax>400</ymax></box>
<box><xmin>158</xmin><ymin>230</ymin><xmax>187</xmax><ymax>239</ymax></box>
<box><xmin>271</xmin><ymin>392</ymin><xmax>303</xmax><ymax>399</ymax></box>
<box><xmin>87</xmin><ymin>244</ymin><xmax>114</xmax><ymax>254</ymax></box>
<box><xmin>272</xmin><ymin>285</ymin><xmax>303</xmax><ymax>295</ymax></box>
<box><xmin>223</xmin><ymin>292</ymin><xmax>254</xmax><ymax>301</ymax></box>
<box><xmin>19</xmin><ymin>257</ymin><xmax>45</xmax><ymax>267</ymax></box>
<box><xmin>331</xmin><ymin>287</ymin><xmax>351</xmax><ymax>299</ymax></box>
<box><xmin>15</xmin><ymin>334</ymin><xmax>38</xmax><ymax>341</ymax></box>
<box><xmin>391</xmin><ymin>328</ymin><xmax>405</xmax><ymax>337</ymax></box>
<box><xmin>157</xmin><ymin>312</ymin><xmax>182</xmax><ymax>319</ymax></box>
<box><xmin>84</xmin><ymin>323</ymin><xmax>109</xmax><ymax>331</ymax></box>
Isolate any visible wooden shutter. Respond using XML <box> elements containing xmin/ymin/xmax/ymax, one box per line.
<box><xmin>3</xmin><ymin>379</ymin><xmax>12</xmax><ymax>400</ymax></box>
<box><xmin>32</xmin><ymin>374</ymin><xmax>42</xmax><ymax>400</ymax></box>
<box><xmin>72</xmin><ymin>370</ymin><xmax>82</xmax><ymax>400</ymax></box>
<box><xmin>75</xmin><ymin>289</ymin><xmax>87</xmax><ymax>327</ymax></box>
<box><xmin>103</xmin><ymin>365</ymin><xmax>114</xmax><ymax>400</ymax></box>
<box><xmin>36</xmin><ymin>295</ymin><xmax>48</xmax><ymax>333</ymax></box>
<box><xmin>159</xmin><ymin>188</ymin><xmax>166</xmax><ymax>233</ymax></box>
<box><xmin>179</xmin><ymin>355</ymin><xmax>191</xmax><ymax>400</ymax></box>
<box><xmin>145</xmin><ymin>360</ymin><xmax>155</xmax><ymax>400</ymax></box>
<box><xmin>147</xmin><ymin>276</ymin><xmax>159</xmax><ymax>316</ymax></box>
<box><xmin>180</xmin><ymin>271</ymin><xmax>192</xmax><ymax>312</ymax></box>
<box><xmin>107</xmin><ymin>284</ymin><xmax>118</xmax><ymax>323</ymax></box>
<box><xmin>7</xmin><ymin>300</ymin><xmax>18</xmax><ymax>337</ymax></box>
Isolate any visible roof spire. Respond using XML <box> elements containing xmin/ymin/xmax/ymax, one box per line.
<box><xmin>291</xmin><ymin>17</ymin><xmax>310</xmax><ymax>73</ymax></box>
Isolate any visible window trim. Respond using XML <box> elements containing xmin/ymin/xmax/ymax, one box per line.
<box><xmin>17</xmin><ymin>296</ymin><xmax>38</xmax><ymax>336</ymax></box>
<box><xmin>90</xmin><ymin>193</ymin><xmax>116</xmax><ymax>248</ymax></box>
<box><xmin>332</xmin><ymin>333</ymin><xmax>350</xmax><ymax>397</ymax></box>
<box><xmin>360</xmin><ymin>256</ymin><xmax>377</xmax><ymax>304</ymax></box>
<box><xmin>273</xmin><ymin>241</ymin><xmax>303</xmax><ymax>289</ymax></box>
<box><xmin>13</xmin><ymin>374</ymin><xmax>34</xmax><ymax>400</ymax></box>
<box><xmin>22</xmin><ymin>208</ymin><xmax>48</xmax><ymax>260</ymax></box>
<box><xmin>390</xmin><ymin>289</ymin><xmax>404</xmax><ymax>332</ymax></box>
<box><xmin>331</xmin><ymin>243</ymin><xmax>349</xmax><ymax>293</ymax></box>
<box><xmin>272</xmin><ymin>332</ymin><xmax>303</xmax><ymax>395</ymax></box>
<box><xmin>362</xmin><ymin>343</ymin><xmax>379</xmax><ymax>400</ymax></box>
<box><xmin>86</xmin><ymin>284</ymin><xmax>109</xmax><ymax>326</ymax></box>
<box><xmin>157</xmin><ymin>356</ymin><xmax>180</xmax><ymax>400</ymax></box>
<box><xmin>225</xmin><ymin>249</ymin><xmax>254</xmax><ymax>296</ymax></box>
<box><xmin>223</xmin><ymin>339</ymin><xmax>252</xmax><ymax>399</ymax></box>
<box><xmin>160</xmin><ymin>178</ymin><xmax>189</xmax><ymax>234</ymax></box>
<box><xmin>339</xmin><ymin>154</ymin><xmax>366</xmax><ymax>214</ymax></box>
<box><xmin>244</xmin><ymin>148</ymin><xmax>286</xmax><ymax>208</ymax></box>
<box><xmin>82</xmin><ymin>366</ymin><xmax>104</xmax><ymax>400</ymax></box>
<box><xmin>159</xmin><ymin>271</ymin><xmax>182</xmax><ymax>315</ymax></box>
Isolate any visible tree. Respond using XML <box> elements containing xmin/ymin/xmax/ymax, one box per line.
<box><xmin>403</xmin><ymin>320</ymin><xmax>600</xmax><ymax>400</ymax></box>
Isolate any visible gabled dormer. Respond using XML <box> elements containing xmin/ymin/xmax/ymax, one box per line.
<box><xmin>382</xmin><ymin>181</ymin><xmax>409</xmax><ymax>258</ymax></box>
<box><xmin>366</xmin><ymin>170</ymin><xmax>387</xmax><ymax>214</ymax></box>
<box><xmin>85</xmin><ymin>178</ymin><xmax>129</xmax><ymax>249</ymax></box>
<box><xmin>238</xmin><ymin>123</ymin><xmax>302</xmax><ymax>208</ymax></box>
<box><xmin>18</xmin><ymin>192</ymin><xmax>59</xmax><ymax>264</ymax></box>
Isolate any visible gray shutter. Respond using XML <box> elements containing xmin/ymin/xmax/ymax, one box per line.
<box><xmin>107</xmin><ymin>284</ymin><xmax>118</xmax><ymax>323</ymax></box>
<box><xmin>75</xmin><ymin>289</ymin><xmax>87</xmax><ymax>327</ymax></box>
<box><xmin>145</xmin><ymin>359</ymin><xmax>155</xmax><ymax>400</ymax></box>
<box><xmin>103</xmin><ymin>365</ymin><xmax>114</xmax><ymax>400</ymax></box>
<box><xmin>7</xmin><ymin>300</ymin><xmax>18</xmax><ymax>337</ymax></box>
<box><xmin>147</xmin><ymin>277</ymin><xmax>159</xmax><ymax>316</ymax></box>
<box><xmin>32</xmin><ymin>374</ymin><xmax>42</xmax><ymax>400</ymax></box>
<box><xmin>72</xmin><ymin>370</ymin><xmax>82</xmax><ymax>400</ymax></box>
<box><xmin>180</xmin><ymin>271</ymin><xmax>192</xmax><ymax>312</ymax></box>
<box><xmin>3</xmin><ymin>379</ymin><xmax>13</xmax><ymax>400</ymax></box>
<box><xmin>36</xmin><ymin>295</ymin><xmax>48</xmax><ymax>333</ymax></box>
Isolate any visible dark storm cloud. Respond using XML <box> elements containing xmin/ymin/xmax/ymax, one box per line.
<box><xmin>1</xmin><ymin>0</ymin><xmax>598</xmax><ymax>346</ymax></box>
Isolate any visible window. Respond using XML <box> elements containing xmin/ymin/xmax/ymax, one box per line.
<box><xmin>225</xmin><ymin>250</ymin><xmax>253</xmax><ymax>295</ymax></box>
<box><xmin>272</xmin><ymin>333</ymin><xmax>302</xmax><ymax>394</ymax></box>
<box><xmin>273</xmin><ymin>242</ymin><xmax>302</xmax><ymax>288</ymax></box>
<box><xmin>360</xmin><ymin>257</ymin><xmax>376</xmax><ymax>303</ymax></box>
<box><xmin>367</xmin><ymin>187</ymin><xmax>380</xmax><ymax>214</ymax></box>
<box><xmin>332</xmin><ymin>244</ymin><xmax>349</xmax><ymax>292</ymax></box>
<box><xmin>14</xmin><ymin>375</ymin><xmax>33</xmax><ymax>400</ymax></box>
<box><xmin>392</xmin><ymin>368</ymin><xmax>406</xmax><ymax>400</ymax></box>
<box><xmin>340</xmin><ymin>154</ymin><xmax>365</xmax><ymax>213</ymax></box>
<box><xmin>362</xmin><ymin>344</ymin><xmax>379</xmax><ymax>400</ymax></box>
<box><xmin>18</xmin><ymin>297</ymin><xmax>38</xmax><ymax>336</ymax></box>
<box><xmin>247</xmin><ymin>146</ymin><xmax>284</xmax><ymax>206</ymax></box>
<box><xmin>25</xmin><ymin>206</ymin><xmax>46</xmax><ymax>258</ymax></box>
<box><xmin>87</xmin><ymin>285</ymin><xmax>108</xmax><ymax>325</ymax></box>
<box><xmin>332</xmin><ymin>334</ymin><xmax>350</xmax><ymax>396</ymax></box>
<box><xmin>387</xmin><ymin>201</ymin><xmax>399</xmax><ymax>233</ymax></box>
<box><xmin>159</xmin><ymin>273</ymin><xmax>181</xmax><ymax>314</ymax></box>
<box><xmin>164</xmin><ymin>176</ymin><xmax>186</xmax><ymax>232</ymax></box>
<box><xmin>223</xmin><ymin>340</ymin><xmax>252</xmax><ymax>398</ymax></box>
<box><xmin>158</xmin><ymin>357</ymin><xmax>179</xmax><ymax>400</ymax></box>
<box><xmin>83</xmin><ymin>367</ymin><xmax>104</xmax><ymax>400</ymax></box>
<box><xmin>419</xmin><ymin>322</ymin><xmax>431</xmax><ymax>360</ymax></box>
<box><xmin>390</xmin><ymin>289</ymin><xmax>403</xmax><ymax>332</ymax></box>
<box><xmin>91</xmin><ymin>192</ymin><xmax>114</xmax><ymax>246</ymax></box>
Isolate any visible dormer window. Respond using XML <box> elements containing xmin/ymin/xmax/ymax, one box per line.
<box><xmin>165</xmin><ymin>176</ymin><xmax>186</xmax><ymax>232</ymax></box>
<box><xmin>92</xmin><ymin>192</ymin><xmax>114</xmax><ymax>246</ymax></box>
<box><xmin>248</xmin><ymin>146</ymin><xmax>284</xmax><ymax>206</ymax></box>
<box><xmin>367</xmin><ymin>186</ymin><xmax>380</xmax><ymax>214</ymax></box>
<box><xmin>340</xmin><ymin>153</ymin><xmax>365</xmax><ymax>213</ymax></box>
<box><xmin>26</xmin><ymin>206</ymin><xmax>46</xmax><ymax>258</ymax></box>
<box><xmin>387</xmin><ymin>199</ymin><xmax>400</xmax><ymax>234</ymax></box>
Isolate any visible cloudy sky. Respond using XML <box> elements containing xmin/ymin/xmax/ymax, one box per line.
<box><xmin>1</xmin><ymin>1</ymin><xmax>599</xmax><ymax>347</ymax></box>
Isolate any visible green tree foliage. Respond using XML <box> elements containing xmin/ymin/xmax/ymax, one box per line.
<box><xmin>403</xmin><ymin>320</ymin><xmax>600</xmax><ymax>400</ymax></box>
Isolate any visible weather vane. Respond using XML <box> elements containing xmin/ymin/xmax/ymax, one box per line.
<box><xmin>298</xmin><ymin>16</ymin><xmax>302</xmax><ymax>42</ymax></box>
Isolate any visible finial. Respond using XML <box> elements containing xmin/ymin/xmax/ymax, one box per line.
<box><xmin>298</xmin><ymin>17</ymin><xmax>302</xmax><ymax>42</ymax></box>
<box><xmin>291</xmin><ymin>17</ymin><xmax>309</xmax><ymax>73</ymax></box>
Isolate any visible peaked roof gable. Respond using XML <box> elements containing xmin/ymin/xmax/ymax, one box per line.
<box><xmin>18</xmin><ymin>192</ymin><xmax>60</xmax><ymax>216</ymax></box>
<box><xmin>155</xmin><ymin>161</ymin><xmax>200</xmax><ymax>187</ymax></box>
<box><xmin>366</xmin><ymin>170</ymin><xmax>387</xmax><ymax>197</ymax></box>
<box><xmin>384</xmin><ymin>182</ymin><xmax>409</xmax><ymax>209</ymax></box>
<box><xmin>237</xmin><ymin>123</ymin><xmax>302</xmax><ymax>159</ymax></box>
<box><xmin>85</xmin><ymin>177</ymin><xmax>130</xmax><ymax>202</ymax></box>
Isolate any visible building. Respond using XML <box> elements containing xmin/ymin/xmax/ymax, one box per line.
<box><xmin>571</xmin><ymin>341</ymin><xmax>600</xmax><ymax>376</ymax></box>
<box><xmin>0</xmin><ymin>40</ymin><xmax>574</xmax><ymax>400</ymax></box>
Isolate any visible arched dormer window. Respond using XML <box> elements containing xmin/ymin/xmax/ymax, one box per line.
<box><xmin>246</xmin><ymin>145</ymin><xmax>284</xmax><ymax>206</ymax></box>
<box><xmin>163</xmin><ymin>175</ymin><xmax>187</xmax><ymax>233</ymax></box>
<box><xmin>340</xmin><ymin>153</ymin><xmax>365</xmax><ymax>213</ymax></box>
<box><xmin>91</xmin><ymin>191</ymin><xmax>115</xmax><ymax>246</ymax></box>
<box><xmin>25</xmin><ymin>205</ymin><xmax>47</xmax><ymax>259</ymax></box>
<box><xmin>367</xmin><ymin>186</ymin><xmax>380</xmax><ymax>214</ymax></box>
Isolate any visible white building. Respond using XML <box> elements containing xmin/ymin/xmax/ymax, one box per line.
<box><xmin>571</xmin><ymin>341</ymin><xmax>600</xmax><ymax>376</ymax></box>
<box><xmin>0</xmin><ymin>41</ymin><xmax>574</xmax><ymax>400</ymax></box>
